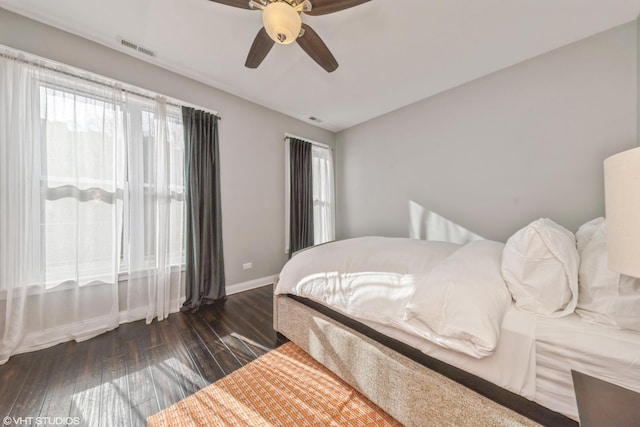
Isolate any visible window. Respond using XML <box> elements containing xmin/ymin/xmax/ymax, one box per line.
<box><xmin>39</xmin><ymin>84</ymin><xmax>126</xmax><ymax>287</ymax></box>
<box><xmin>311</xmin><ymin>144</ymin><xmax>335</xmax><ymax>245</ymax></box>
<box><xmin>120</xmin><ymin>102</ymin><xmax>185</xmax><ymax>271</ymax></box>
<box><xmin>284</xmin><ymin>136</ymin><xmax>335</xmax><ymax>253</ymax></box>
<box><xmin>37</xmin><ymin>83</ymin><xmax>185</xmax><ymax>289</ymax></box>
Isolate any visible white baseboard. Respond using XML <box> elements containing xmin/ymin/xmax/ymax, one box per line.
<box><xmin>226</xmin><ymin>275</ymin><xmax>276</xmax><ymax>296</ymax></box>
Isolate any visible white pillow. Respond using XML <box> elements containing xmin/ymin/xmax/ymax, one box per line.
<box><xmin>401</xmin><ymin>240</ymin><xmax>511</xmax><ymax>358</ymax></box>
<box><xmin>501</xmin><ymin>218</ymin><xmax>579</xmax><ymax>317</ymax></box>
<box><xmin>576</xmin><ymin>218</ymin><xmax>640</xmax><ymax>332</ymax></box>
<box><xmin>575</xmin><ymin>217</ymin><xmax>603</xmax><ymax>254</ymax></box>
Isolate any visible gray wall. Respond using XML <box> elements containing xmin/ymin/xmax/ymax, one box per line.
<box><xmin>0</xmin><ymin>7</ymin><xmax>335</xmax><ymax>287</ymax></box>
<box><xmin>336</xmin><ymin>22</ymin><xmax>638</xmax><ymax>242</ymax></box>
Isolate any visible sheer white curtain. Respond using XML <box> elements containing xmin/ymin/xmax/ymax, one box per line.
<box><xmin>122</xmin><ymin>94</ymin><xmax>185</xmax><ymax>324</ymax></box>
<box><xmin>0</xmin><ymin>52</ymin><xmax>49</xmax><ymax>363</ymax></box>
<box><xmin>311</xmin><ymin>144</ymin><xmax>335</xmax><ymax>245</ymax></box>
<box><xmin>0</xmin><ymin>47</ymin><xmax>185</xmax><ymax>363</ymax></box>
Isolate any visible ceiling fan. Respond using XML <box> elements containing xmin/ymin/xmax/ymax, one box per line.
<box><xmin>208</xmin><ymin>0</ymin><xmax>371</xmax><ymax>72</ymax></box>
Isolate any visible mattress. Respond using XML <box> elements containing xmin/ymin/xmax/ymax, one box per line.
<box><xmin>534</xmin><ymin>313</ymin><xmax>640</xmax><ymax>421</ymax></box>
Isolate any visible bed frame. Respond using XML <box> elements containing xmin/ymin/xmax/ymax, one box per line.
<box><xmin>274</xmin><ymin>294</ymin><xmax>577</xmax><ymax>427</ymax></box>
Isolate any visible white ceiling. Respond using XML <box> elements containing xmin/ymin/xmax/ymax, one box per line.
<box><xmin>1</xmin><ymin>0</ymin><xmax>639</xmax><ymax>132</ymax></box>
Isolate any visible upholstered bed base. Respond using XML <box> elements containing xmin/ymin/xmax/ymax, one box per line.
<box><xmin>274</xmin><ymin>294</ymin><xmax>577</xmax><ymax>427</ymax></box>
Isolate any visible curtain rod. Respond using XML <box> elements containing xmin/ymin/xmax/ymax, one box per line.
<box><xmin>0</xmin><ymin>48</ymin><xmax>221</xmax><ymax>120</ymax></box>
<box><xmin>284</xmin><ymin>133</ymin><xmax>330</xmax><ymax>149</ymax></box>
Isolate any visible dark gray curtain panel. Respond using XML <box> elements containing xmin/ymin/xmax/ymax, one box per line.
<box><xmin>289</xmin><ymin>138</ymin><xmax>314</xmax><ymax>257</ymax></box>
<box><xmin>181</xmin><ymin>107</ymin><xmax>225</xmax><ymax>312</ymax></box>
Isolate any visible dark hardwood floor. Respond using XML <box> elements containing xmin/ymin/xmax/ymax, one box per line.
<box><xmin>0</xmin><ymin>285</ymin><xmax>280</xmax><ymax>427</ymax></box>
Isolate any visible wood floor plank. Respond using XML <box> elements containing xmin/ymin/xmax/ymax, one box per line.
<box><xmin>92</xmin><ymin>326</ymin><xmax>126</xmax><ymax>362</ymax></box>
<box><xmin>230</xmin><ymin>332</ymin><xmax>272</xmax><ymax>358</ymax></box>
<box><xmin>69</xmin><ymin>379</ymin><xmax>102</xmax><ymax>427</ymax></box>
<box><xmin>147</xmin><ymin>343</ymin><xmax>184</xmax><ymax>409</ymax></box>
<box><xmin>39</xmin><ymin>341</ymin><xmax>88</xmax><ymax>416</ymax></box>
<box><xmin>201</xmin><ymin>296</ymin><xmax>274</xmax><ymax>359</ymax></box>
<box><xmin>183</xmin><ymin>312</ymin><xmax>243</xmax><ymax>375</ymax></box>
<box><xmin>69</xmin><ymin>338</ymin><xmax>103</xmax><ymax>426</ymax></box>
<box><xmin>130</xmin><ymin>397</ymin><xmax>159</xmax><ymax>427</ymax></box>
<box><xmin>124</xmin><ymin>338</ymin><xmax>156</xmax><ymax>408</ymax></box>
<box><xmin>165</xmin><ymin>310</ymin><xmax>193</xmax><ymax>332</ymax></box>
<box><xmin>216</xmin><ymin>288</ymin><xmax>276</xmax><ymax>348</ymax></box>
<box><xmin>117</xmin><ymin>319</ymin><xmax>153</xmax><ymax>341</ymax></box>
<box><xmin>0</xmin><ymin>351</ymin><xmax>45</xmax><ymax>418</ymax></box>
<box><xmin>156</xmin><ymin>319</ymin><xmax>208</xmax><ymax>397</ymax></box>
<box><xmin>99</xmin><ymin>354</ymin><xmax>131</xmax><ymax>427</ymax></box>
<box><xmin>179</xmin><ymin>327</ymin><xmax>227</xmax><ymax>385</ymax></box>
<box><xmin>72</xmin><ymin>339</ymin><xmax>103</xmax><ymax>388</ymax></box>
<box><xmin>198</xmin><ymin>309</ymin><xmax>257</xmax><ymax>365</ymax></box>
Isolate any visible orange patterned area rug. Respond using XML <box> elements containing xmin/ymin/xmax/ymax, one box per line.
<box><xmin>146</xmin><ymin>342</ymin><xmax>401</xmax><ymax>426</ymax></box>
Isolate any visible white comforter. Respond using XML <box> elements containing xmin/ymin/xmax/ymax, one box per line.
<box><xmin>275</xmin><ymin>237</ymin><xmax>512</xmax><ymax>358</ymax></box>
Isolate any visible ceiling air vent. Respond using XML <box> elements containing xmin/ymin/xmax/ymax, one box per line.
<box><xmin>119</xmin><ymin>37</ymin><xmax>157</xmax><ymax>58</ymax></box>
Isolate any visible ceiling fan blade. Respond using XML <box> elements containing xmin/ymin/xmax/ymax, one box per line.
<box><xmin>208</xmin><ymin>0</ymin><xmax>252</xmax><ymax>9</ymax></box>
<box><xmin>304</xmin><ymin>0</ymin><xmax>370</xmax><ymax>16</ymax></box>
<box><xmin>245</xmin><ymin>27</ymin><xmax>275</xmax><ymax>68</ymax></box>
<box><xmin>296</xmin><ymin>24</ymin><xmax>338</xmax><ymax>72</ymax></box>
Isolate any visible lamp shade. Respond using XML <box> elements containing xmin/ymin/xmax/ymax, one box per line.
<box><xmin>604</xmin><ymin>146</ymin><xmax>640</xmax><ymax>278</ymax></box>
<box><xmin>262</xmin><ymin>2</ymin><xmax>301</xmax><ymax>45</ymax></box>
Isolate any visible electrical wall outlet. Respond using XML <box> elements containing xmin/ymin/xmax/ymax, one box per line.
<box><xmin>243</xmin><ymin>262</ymin><xmax>252</xmax><ymax>270</ymax></box>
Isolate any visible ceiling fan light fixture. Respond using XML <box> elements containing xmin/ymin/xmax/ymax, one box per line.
<box><xmin>262</xmin><ymin>2</ymin><xmax>302</xmax><ymax>45</ymax></box>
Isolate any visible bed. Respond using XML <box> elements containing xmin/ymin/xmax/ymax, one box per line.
<box><xmin>273</xmin><ymin>227</ymin><xmax>640</xmax><ymax>426</ymax></box>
